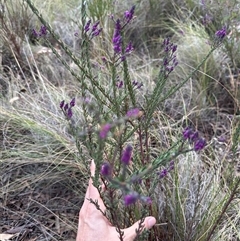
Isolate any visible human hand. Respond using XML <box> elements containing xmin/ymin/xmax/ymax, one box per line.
<box><xmin>76</xmin><ymin>160</ymin><xmax>156</xmax><ymax>241</ymax></box>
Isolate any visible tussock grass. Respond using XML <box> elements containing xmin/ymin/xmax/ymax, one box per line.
<box><xmin>157</xmin><ymin>152</ymin><xmax>235</xmax><ymax>240</ymax></box>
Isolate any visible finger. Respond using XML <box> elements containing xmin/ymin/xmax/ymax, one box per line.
<box><xmin>90</xmin><ymin>159</ymin><xmax>96</xmax><ymax>177</ymax></box>
<box><xmin>81</xmin><ymin>160</ymin><xmax>106</xmax><ymax>214</ymax></box>
<box><xmin>122</xmin><ymin>216</ymin><xmax>156</xmax><ymax>241</ymax></box>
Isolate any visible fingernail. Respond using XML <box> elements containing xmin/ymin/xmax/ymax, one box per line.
<box><xmin>147</xmin><ymin>217</ymin><xmax>156</xmax><ymax>229</ymax></box>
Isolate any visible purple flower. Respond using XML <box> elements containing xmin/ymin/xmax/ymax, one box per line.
<box><xmin>84</xmin><ymin>20</ymin><xmax>91</xmax><ymax>32</ymax></box>
<box><xmin>116</xmin><ymin>80</ymin><xmax>124</xmax><ymax>88</ymax></box>
<box><xmin>39</xmin><ymin>25</ymin><xmax>47</xmax><ymax>36</ymax></box>
<box><xmin>92</xmin><ymin>21</ymin><xmax>100</xmax><ymax>32</ymax></box>
<box><xmin>64</xmin><ymin>103</ymin><xmax>69</xmax><ymax>112</ymax></box>
<box><xmin>92</xmin><ymin>28</ymin><xmax>102</xmax><ymax>37</ymax></box>
<box><xmin>158</xmin><ymin>169</ymin><xmax>168</xmax><ymax>179</ymax></box>
<box><xmin>121</xmin><ymin>145</ymin><xmax>133</xmax><ymax>165</ymax></box>
<box><xmin>121</xmin><ymin>55</ymin><xmax>126</xmax><ymax>62</ymax></box>
<box><xmin>125</xmin><ymin>42</ymin><xmax>134</xmax><ymax>54</ymax></box>
<box><xmin>60</xmin><ymin>100</ymin><xmax>65</xmax><ymax>109</ymax></box>
<box><xmin>70</xmin><ymin>98</ymin><xmax>75</xmax><ymax>107</ymax></box>
<box><xmin>32</xmin><ymin>26</ymin><xmax>47</xmax><ymax>37</ymax></box>
<box><xmin>99</xmin><ymin>124</ymin><xmax>112</xmax><ymax>139</ymax></box>
<box><xmin>183</xmin><ymin>127</ymin><xmax>193</xmax><ymax>140</ymax></box>
<box><xmin>163</xmin><ymin>58</ymin><xmax>168</xmax><ymax>66</ymax></box>
<box><xmin>32</xmin><ymin>29</ymin><xmax>39</xmax><ymax>37</ymax></box>
<box><xmin>124</xmin><ymin>192</ymin><xmax>139</xmax><ymax>206</ymax></box>
<box><xmin>158</xmin><ymin>161</ymin><xmax>175</xmax><ymax>179</ymax></box>
<box><xmin>183</xmin><ymin>127</ymin><xmax>206</xmax><ymax>152</ymax></box>
<box><xmin>100</xmin><ymin>162</ymin><xmax>112</xmax><ymax>177</ymax></box>
<box><xmin>168</xmin><ymin>161</ymin><xmax>175</xmax><ymax>171</ymax></box>
<box><xmin>113</xmin><ymin>31</ymin><xmax>121</xmax><ymax>43</ymax></box>
<box><xmin>124</xmin><ymin>6</ymin><xmax>135</xmax><ymax>22</ymax></box>
<box><xmin>163</xmin><ymin>37</ymin><xmax>170</xmax><ymax>47</ymax></box>
<box><xmin>132</xmin><ymin>80</ymin><xmax>143</xmax><ymax>89</ymax></box>
<box><xmin>101</xmin><ymin>56</ymin><xmax>107</xmax><ymax>63</ymax></box>
<box><xmin>132</xmin><ymin>80</ymin><xmax>138</xmax><ymax>86</ymax></box>
<box><xmin>194</xmin><ymin>138</ymin><xmax>206</xmax><ymax>151</ymax></box>
<box><xmin>126</xmin><ymin>108</ymin><xmax>140</xmax><ymax>118</ymax></box>
<box><xmin>113</xmin><ymin>34</ymin><xmax>122</xmax><ymax>53</ymax></box>
<box><xmin>172</xmin><ymin>45</ymin><xmax>177</xmax><ymax>53</ymax></box>
<box><xmin>161</xmin><ymin>38</ymin><xmax>178</xmax><ymax>76</ymax></box>
<box><xmin>215</xmin><ymin>27</ymin><xmax>227</xmax><ymax>41</ymax></box>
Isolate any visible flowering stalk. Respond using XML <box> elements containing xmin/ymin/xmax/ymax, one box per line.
<box><xmin>160</xmin><ymin>26</ymin><xmax>226</xmax><ymax>103</ymax></box>
<box><xmin>26</xmin><ymin>1</ymin><xmax>228</xmax><ymax>239</ymax></box>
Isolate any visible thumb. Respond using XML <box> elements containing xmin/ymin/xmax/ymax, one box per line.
<box><xmin>123</xmin><ymin>216</ymin><xmax>156</xmax><ymax>241</ymax></box>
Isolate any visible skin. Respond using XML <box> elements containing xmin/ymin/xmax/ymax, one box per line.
<box><xmin>76</xmin><ymin>160</ymin><xmax>156</xmax><ymax>241</ymax></box>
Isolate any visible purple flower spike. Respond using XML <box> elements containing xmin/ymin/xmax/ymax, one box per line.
<box><xmin>121</xmin><ymin>145</ymin><xmax>133</xmax><ymax>165</ymax></box>
<box><xmin>112</xmin><ymin>19</ymin><xmax>122</xmax><ymax>54</ymax></box>
<box><xmin>99</xmin><ymin>123</ymin><xmax>112</xmax><ymax>139</ymax></box>
<box><xmin>70</xmin><ymin>98</ymin><xmax>75</xmax><ymax>107</ymax></box>
<box><xmin>126</xmin><ymin>108</ymin><xmax>140</xmax><ymax>118</ymax></box>
<box><xmin>60</xmin><ymin>100</ymin><xmax>65</xmax><ymax>109</ymax></box>
<box><xmin>84</xmin><ymin>20</ymin><xmax>91</xmax><ymax>32</ymax></box>
<box><xmin>124</xmin><ymin>6</ymin><xmax>135</xmax><ymax>22</ymax></box>
<box><xmin>100</xmin><ymin>162</ymin><xmax>112</xmax><ymax>177</ymax></box>
<box><xmin>194</xmin><ymin>138</ymin><xmax>206</xmax><ymax>151</ymax></box>
<box><xmin>124</xmin><ymin>192</ymin><xmax>139</xmax><ymax>206</ymax></box>
<box><xmin>161</xmin><ymin>37</ymin><xmax>178</xmax><ymax>76</ymax></box>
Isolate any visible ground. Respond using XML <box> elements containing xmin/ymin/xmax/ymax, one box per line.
<box><xmin>0</xmin><ymin>162</ymin><xmax>85</xmax><ymax>241</ymax></box>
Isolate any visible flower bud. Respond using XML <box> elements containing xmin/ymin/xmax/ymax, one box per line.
<box><xmin>121</xmin><ymin>145</ymin><xmax>133</xmax><ymax>165</ymax></box>
<box><xmin>124</xmin><ymin>192</ymin><xmax>139</xmax><ymax>206</ymax></box>
<box><xmin>100</xmin><ymin>162</ymin><xmax>112</xmax><ymax>177</ymax></box>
